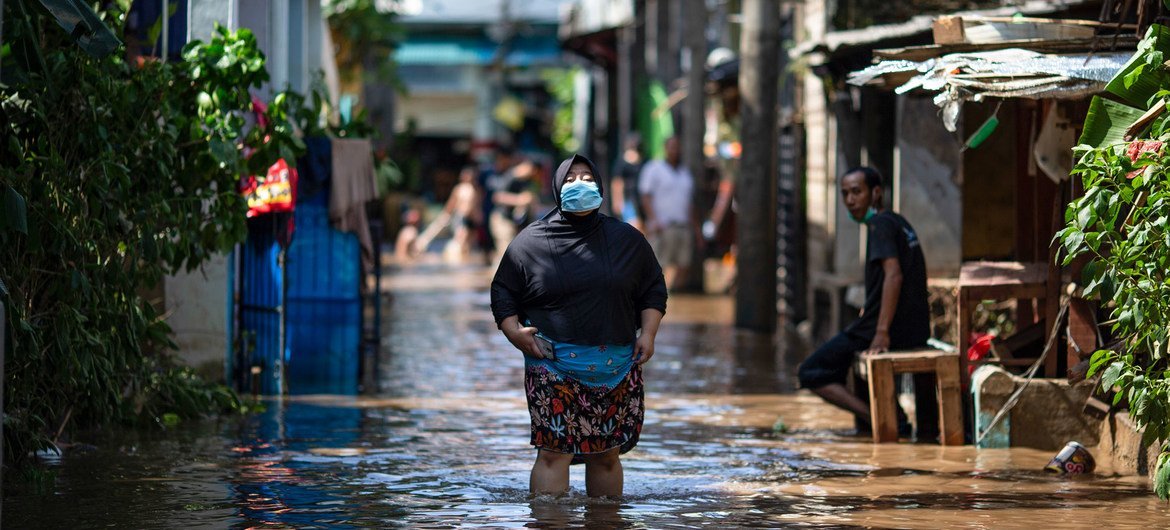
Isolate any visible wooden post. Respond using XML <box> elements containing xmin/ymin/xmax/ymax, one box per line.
<box><xmin>656</xmin><ymin>0</ymin><xmax>678</xmax><ymax>86</ymax></box>
<box><xmin>681</xmin><ymin>0</ymin><xmax>706</xmax><ymax>181</ymax></box>
<box><xmin>936</xmin><ymin>353</ymin><xmax>964</xmax><ymax>446</ymax></box>
<box><xmin>866</xmin><ymin>356</ymin><xmax>899</xmax><ymax>443</ymax></box>
<box><xmin>735</xmin><ymin>0</ymin><xmax>780</xmax><ymax>332</ymax></box>
<box><xmin>682</xmin><ymin>0</ymin><xmax>707</xmax><ymax>291</ymax></box>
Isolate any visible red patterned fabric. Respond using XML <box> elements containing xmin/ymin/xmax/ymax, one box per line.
<box><xmin>524</xmin><ymin>364</ymin><xmax>643</xmax><ymax>459</ymax></box>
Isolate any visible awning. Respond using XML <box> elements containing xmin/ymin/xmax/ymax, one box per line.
<box><xmin>395</xmin><ymin>35</ymin><xmax>562</xmax><ymax>67</ymax></box>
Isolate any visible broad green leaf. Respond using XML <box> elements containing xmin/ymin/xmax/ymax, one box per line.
<box><xmin>1079</xmin><ymin>96</ymin><xmax>1149</xmax><ymax>148</ymax></box>
<box><xmin>1088</xmin><ymin>349</ymin><xmax>1115</xmax><ymax>377</ymax></box>
<box><xmin>1106</xmin><ymin>24</ymin><xmax>1170</xmax><ymax>108</ymax></box>
<box><xmin>209</xmin><ymin>139</ymin><xmax>235</xmax><ymax>166</ymax></box>
<box><xmin>1101</xmin><ymin>361</ymin><xmax>1125</xmax><ymax>390</ymax></box>
<box><xmin>1156</xmin><ymin>452</ymin><xmax>1170</xmax><ymax>500</ymax></box>
<box><xmin>1</xmin><ymin>185</ymin><xmax>29</xmax><ymax>235</ymax></box>
<box><xmin>38</xmin><ymin>0</ymin><xmax>123</xmax><ymax>57</ymax></box>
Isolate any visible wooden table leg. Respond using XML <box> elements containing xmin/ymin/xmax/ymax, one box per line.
<box><xmin>866</xmin><ymin>356</ymin><xmax>898</xmax><ymax>443</ymax></box>
<box><xmin>935</xmin><ymin>354</ymin><xmax>964</xmax><ymax>446</ymax></box>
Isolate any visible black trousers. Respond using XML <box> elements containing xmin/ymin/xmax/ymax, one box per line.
<box><xmin>798</xmin><ymin>331</ymin><xmax>939</xmax><ymax>438</ymax></box>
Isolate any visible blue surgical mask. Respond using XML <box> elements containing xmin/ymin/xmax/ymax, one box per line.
<box><xmin>560</xmin><ymin>180</ymin><xmax>602</xmax><ymax>212</ymax></box>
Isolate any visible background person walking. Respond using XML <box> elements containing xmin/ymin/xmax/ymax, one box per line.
<box><xmin>639</xmin><ymin>137</ymin><xmax>697</xmax><ymax>291</ymax></box>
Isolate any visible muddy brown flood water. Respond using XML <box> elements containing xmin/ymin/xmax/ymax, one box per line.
<box><xmin>5</xmin><ymin>263</ymin><xmax>1168</xmax><ymax>528</ymax></box>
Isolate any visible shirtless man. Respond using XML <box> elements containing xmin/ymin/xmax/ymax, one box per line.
<box><xmin>414</xmin><ymin>166</ymin><xmax>483</xmax><ymax>261</ymax></box>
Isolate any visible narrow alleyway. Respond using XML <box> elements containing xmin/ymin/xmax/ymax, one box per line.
<box><xmin>5</xmin><ymin>262</ymin><xmax>1167</xmax><ymax>528</ymax></box>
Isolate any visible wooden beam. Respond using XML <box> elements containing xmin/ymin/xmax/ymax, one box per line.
<box><xmin>874</xmin><ymin>36</ymin><xmax>1140</xmax><ymax>62</ymax></box>
<box><xmin>933</xmin><ymin>15</ymin><xmax>967</xmax><ymax>45</ymax></box>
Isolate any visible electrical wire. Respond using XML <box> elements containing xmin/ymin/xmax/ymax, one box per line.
<box><xmin>974</xmin><ymin>300</ymin><xmax>1070</xmax><ymax>445</ymax></box>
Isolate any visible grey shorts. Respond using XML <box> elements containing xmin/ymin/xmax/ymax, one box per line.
<box><xmin>650</xmin><ymin>224</ymin><xmax>693</xmax><ymax>268</ymax></box>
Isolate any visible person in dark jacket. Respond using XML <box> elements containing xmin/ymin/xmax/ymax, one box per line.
<box><xmin>490</xmin><ymin>154</ymin><xmax>668</xmax><ymax>498</ymax></box>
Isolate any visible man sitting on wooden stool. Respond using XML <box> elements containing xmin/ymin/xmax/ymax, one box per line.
<box><xmin>798</xmin><ymin>167</ymin><xmax>937</xmax><ymax>439</ymax></box>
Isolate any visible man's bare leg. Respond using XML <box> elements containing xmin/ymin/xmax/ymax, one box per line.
<box><xmin>810</xmin><ymin>383</ymin><xmax>870</xmax><ymax>422</ymax></box>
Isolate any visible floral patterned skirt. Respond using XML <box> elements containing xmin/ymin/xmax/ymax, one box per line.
<box><xmin>524</xmin><ymin>363</ymin><xmax>644</xmax><ymax>458</ymax></box>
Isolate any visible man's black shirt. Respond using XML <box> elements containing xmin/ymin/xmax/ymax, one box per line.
<box><xmin>846</xmin><ymin>210</ymin><xmax>930</xmax><ymax>347</ymax></box>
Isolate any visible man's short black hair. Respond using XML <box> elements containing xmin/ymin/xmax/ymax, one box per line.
<box><xmin>843</xmin><ymin>166</ymin><xmax>883</xmax><ymax>190</ymax></box>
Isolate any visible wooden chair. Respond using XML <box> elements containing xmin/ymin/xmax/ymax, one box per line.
<box><xmin>855</xmin><ymin>348</ymin><xmax>965</xmax><ymax>445</ymax></box>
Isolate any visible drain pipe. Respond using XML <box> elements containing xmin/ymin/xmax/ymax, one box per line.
<box><xmin>2</xmin><ymin>301</ymin><xmax>6</xmax><ymax>527</ymax></box>
<box><xmin>1</xmin><ymin>0</ymin><xmax>6</xmax><ymax>83</ymax></box>
<box><xmin>160</xmin><ymin>0</ymin><xmax>168</xmax><ymax>61</ymax></box>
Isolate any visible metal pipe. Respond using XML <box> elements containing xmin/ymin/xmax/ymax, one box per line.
<box><xmin>160</xmin><ymin>0</ymin><xmax>168</xmax><ymax>62</ymax></box>
<box><xmin>1</xmin><ymin>0</ymin><xmax>7</xmax><ymax>83</ymax></box>
<box><xmin>1</xmin><ymin>301</ymin><xmax>5</xmax><ymax>526</ymax></box>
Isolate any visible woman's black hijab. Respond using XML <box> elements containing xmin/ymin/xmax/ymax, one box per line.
<box><xmin>551</xmin><ymin>154</ymin><xmax>605</xmax><ymax>213</ymax></box>
<box><xmin>491</xmin><ymin>152</ymin><xmax>667</xmax><ymax>345</ymax></box>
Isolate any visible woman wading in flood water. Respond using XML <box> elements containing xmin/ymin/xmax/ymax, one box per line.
<box><xmin>490</xmin><ymin>154</ymin><xmax>667</xmax><ymax>498</ymax></box>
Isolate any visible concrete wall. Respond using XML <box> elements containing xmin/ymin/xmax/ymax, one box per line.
<box><xmin>170</xmin><ymin>0</ymin><xmax>246</xmax><ymax>377</ymax></box>
<box><xmin>164</xmin><ymin>256</ymin><xmax>231</xmax><ymax>376</ymax></box>
<box><xmin>168</xmin><ymin>0</ymin><xmax>326</xmax><ymax>378</ymax></box>
<box><xmin>973</xmin><ymin>366</ymin><xmax>1101</xmax><ymax>451</ymax></box>
<box><xmin>187</xmin><ymin>0</ymin><xmax>237</xmax><ymax>42</ymax></box>
<box><xmin>894</xmin><ymin>95</ymin><xmax>962</xmax><ymax>277</ymax></box>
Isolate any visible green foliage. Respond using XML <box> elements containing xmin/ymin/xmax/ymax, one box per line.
<box><xmin>1063</xmin><ymin>143</ymin><xmax>1170</xmax><ymax>455</ymax></box>
<box><xmin>542</xmin><ymin>67</ymin><xmax>581</xmax><ymax>156</ymax></box>
<box><xmin>1157</xmin><ymin>452</ymin><xmax>1170</xmax><ymax>499</ymax></box>
<box><xmin>324</xmin><ymin>0</ymin><xmax>404</xmax><ymax>87</ymax></box>
<box><xmin>1062</xmin><ymin>24</ymin><xmax>1170</xmax><ymax>499</ymax></box>
<box><xmin>1079</xmin><ymin>97</ymin><xmax>1150</xmax><ymax>148</ymax></box>
<box><xmin>0</xmin><ymin>2</ymin><xmax>300</xmax><ymax>465</ymax></box>
<box><xmin>1105</xmin><ymin>24</ymin><xmax>1170</xmax><ymax>109</ymax></box>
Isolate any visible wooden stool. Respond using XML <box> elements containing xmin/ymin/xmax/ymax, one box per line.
<box><xmin>857</xmin><ymin>349</ymin><xmax>964</xmax><ymax>445</ymax></box>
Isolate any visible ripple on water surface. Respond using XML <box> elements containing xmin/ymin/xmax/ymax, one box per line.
<box><xmin>4</xmin><ymin>263</ymin><xmax>1168</xmax><ymax>528</ymax></box>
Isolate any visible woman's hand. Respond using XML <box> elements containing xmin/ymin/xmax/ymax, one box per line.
<box><xmin>632</xmin><ymin>332</ymin><xmax>655</xmax><ymax>365</ymax></box>
<box><xmin>500</xmin><ymin>316</ymin><xmax>546</xmax><ymax>359</ymax></box>
<box><xmin>633</xmin><ymin>308</ymin><xmax>664</xmax><ymax>365</ymax></box>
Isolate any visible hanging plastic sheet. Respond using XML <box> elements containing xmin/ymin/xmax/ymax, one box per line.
<box><xmin>848</xmin><ymin>48</ymin><xmax>1131</xmax><ymax>105</ymax></box>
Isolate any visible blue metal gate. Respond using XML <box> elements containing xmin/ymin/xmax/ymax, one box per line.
<box><xmin>285</xmin><ymin>193</ymin><xmax>361</xmax><ymax>395</ymax></box>
<box><xmin>236</xmin><ymin>217</ymin><xmax>287</xmax><ymax>395</ymax></box>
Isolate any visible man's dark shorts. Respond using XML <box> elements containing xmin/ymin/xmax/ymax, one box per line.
<box><xmin>797</xmin><ymin>331</ymin><xmax>871</xmax><ymax>389</ymax></box>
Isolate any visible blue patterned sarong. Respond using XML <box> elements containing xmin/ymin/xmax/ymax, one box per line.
<box><xmin>526</xmin><ymin>332</ymin><xmax>636</xmax><ymax>390</ymax></box>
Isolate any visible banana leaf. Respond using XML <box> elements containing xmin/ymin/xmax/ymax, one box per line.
<box><xmin>34</xmin><ymin>0</ymin><xmax>121</xmax><ymax>58</ymax></box>
<box><xmin>1079</xmin><ymin>96</ymin><xmax>1148</xmax><ymax>148</ymax></box>
<box><xmin>1104</xmin><ymin>24</ymin><xmax>1170</xmax><ymax>110</ymax></box>
<box><xmin>1</xmin><ymin>185</ymin><xmax>28</xmax><ymax>235</ymax></box>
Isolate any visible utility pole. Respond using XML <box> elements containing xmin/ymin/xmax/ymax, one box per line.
<box><xmin>654</xmin><ymin>0</ymin><xmax>677</xmax><ymax>86</ymax></box>
<box><xmin>736</xmin><ymin>0</ymin><xmax>780</xmax><ymax>333</ymax></box>
<box><xmin>682</xmin><ymin>0</ymin><xmax>707</xmax><ymax>176</ymax></box>
<box><xmin>682</xmin><ymin>0</ymin><xmax>708</xmax><ymax>292</ymax></box>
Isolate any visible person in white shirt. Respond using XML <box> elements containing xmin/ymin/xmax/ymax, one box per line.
<box><xmin>638</xmin><ymin>137</ymin><xmax>696</xmax><ymax>290</ymax></box>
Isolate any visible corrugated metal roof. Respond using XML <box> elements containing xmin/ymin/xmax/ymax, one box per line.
<box><xmin>848</xmin><ymin>48</ymin><xmax>1129</xmax><ymax>100</ymax></box>
<box><xmin>794</xmin><ymin>0</ymin><xmax>1097</xmax><ymax>59</ymax></box>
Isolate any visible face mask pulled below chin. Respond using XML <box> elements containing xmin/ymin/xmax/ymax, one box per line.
<box><xmin>852</xmin><ymin>207</ymin><xmax>877</xmax><ymax>224</ymax></box>
<box><xmin>560</xmin><ymin>180</ymin><xmax>602</xmax><ymax>212</ymax></box>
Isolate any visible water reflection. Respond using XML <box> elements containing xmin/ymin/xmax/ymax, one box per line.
<box><xmin>4</xmin><ymin>263</ymin><xmax>1168</xmax><ymax>528</ymax></box>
